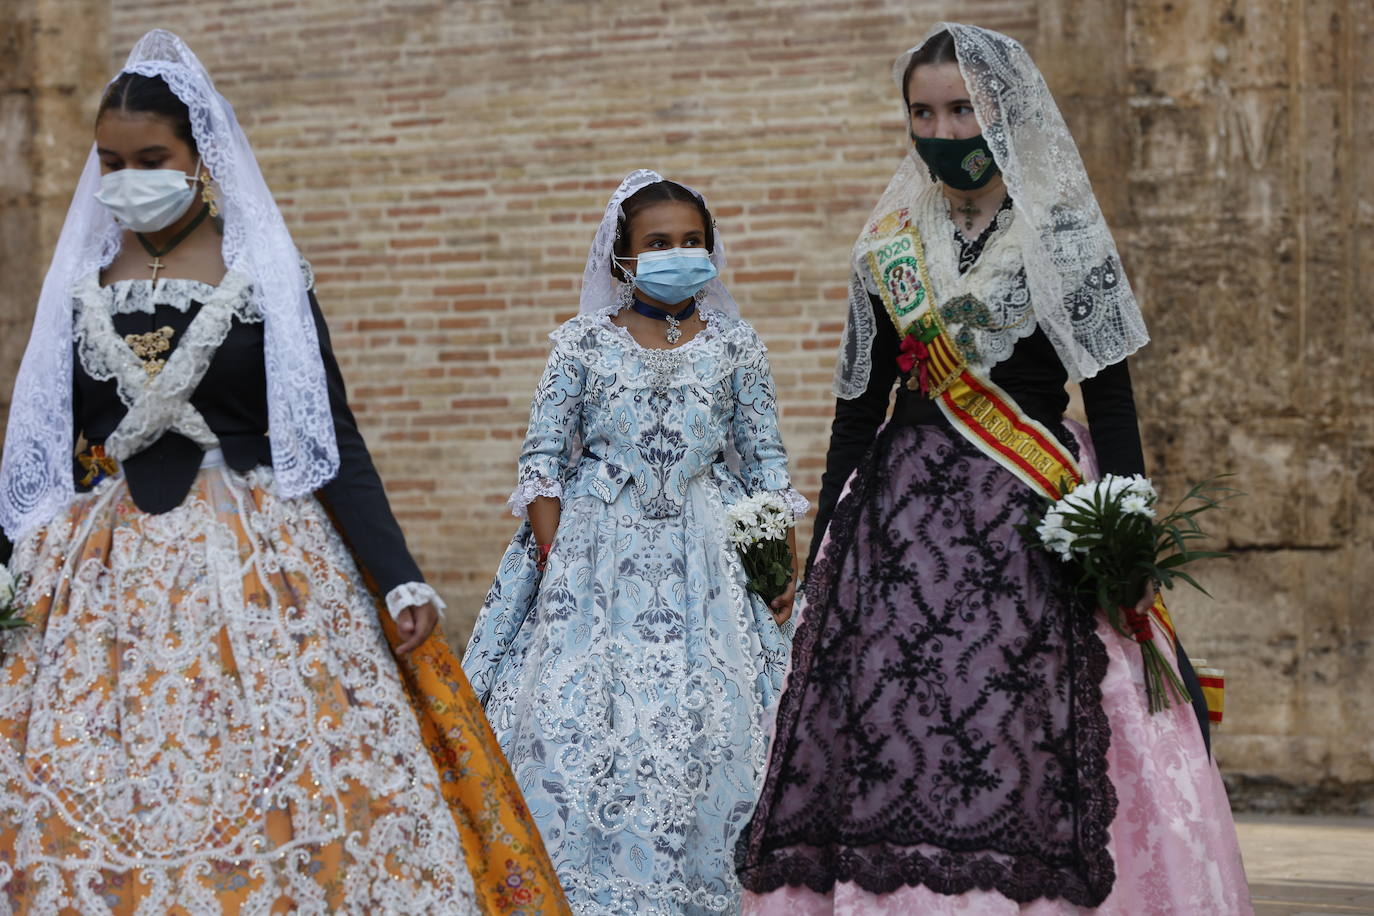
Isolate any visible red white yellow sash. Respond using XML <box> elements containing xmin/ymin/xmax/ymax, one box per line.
<box><xmin>863</xmin><ymin>209</ymin><xmax>1082</xmax><ymax>501</ymax></box>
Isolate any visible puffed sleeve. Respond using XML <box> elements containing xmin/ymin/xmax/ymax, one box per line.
<box><xmin>508</xmin><ymin>334</ymin><xmax>587</xmax><ymax>517</ymax></box>
<box><xmin>729</xmin><ymin>333</ymin><xmax>809</xmax><ymax>519</ymax></box>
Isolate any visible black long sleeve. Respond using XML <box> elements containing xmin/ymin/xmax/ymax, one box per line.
<box><xmin>1080</xmin><ymin>358</ymin><xmax>1145</xmax><ymax>478</ymax></box>
<box><xmin>808</xmin><ymin>293</ymin><xmax>900</xmax><ymax>573</ymax></box>
<box><xmin>309</xmin><ymin>292</ymin><xmax>425</xmax><ymax>595</ymax></box>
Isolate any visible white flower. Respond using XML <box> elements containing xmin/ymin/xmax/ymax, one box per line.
<box><xmin>1121</xmin><ymin>493</ymin><xmax>1155</xmax><ymax>518</ymax></box>
<box><xmin>1052</xmin><ymin>474</ymin><xmax>1158</xmax><ymax>520</ymax></box>
<box><xmin>1059</xmin><ymin>489</ymin><xmax>1096</xmax><ymax>516</ymax></box>
<box><xmin>1125</xmin><ymin>474</ymin><xmax>1157</xmax><ymax>500</ymax></box>
<box><xmin>1036</xmin><ymin>510</ymin><xmax>1065</xmax><ymax>534</ymax></box>
<box><xmin>727</xmin><ymin>491</ymin><xmax>795</xmax><ymax>547</ymax></box>
<box><xmin>0</xmin><ymin>565</ymin><xmax>13</xmax><ymax>606</ymax></box>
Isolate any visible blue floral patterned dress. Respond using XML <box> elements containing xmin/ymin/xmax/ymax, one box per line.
<box><xmin>463</xmin><ymin>306</ymin><xmax>804</xmax><ymax>916</ymax></box>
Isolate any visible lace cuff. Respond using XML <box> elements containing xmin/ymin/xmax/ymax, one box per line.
<box><xmin>385</xmin><ymin>582</ymin><xmax>447</xmax><ymax>621</ymax></box>
<box><xmin>507</xmin><ymin>477</ymin><xmax>563</xmax><ymax>517</ymax></box>
<box><xmin>776</xmin><ymin>487</ymin><xmax>811</xmax><ymax>520</ymax></box>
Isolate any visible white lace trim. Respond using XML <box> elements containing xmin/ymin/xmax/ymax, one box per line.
<box><xmin>101</xmin><ymin>276</ymin><xmax>240</xmax><ymax>315</ymax></box>
<box><xmin>551</xmin><ymin>308</ymin><xmax>766</xmax><ymax>390</ymax></box>
<box><xmin>776</xmin><ymin>487</ymin><xmax>811</xmax><ymax>520</ymax></box>
<box><xmin>913</xmin><ymin>185</ymin><xmax>1038</xmax><ymax>372</ymax></box>
<box><xmin>73</xmin><ymin>270</ymin><xmax>257</xmax><ymax>460</ymax></box>
<box><xmin>507</xmin><ymin>477</ymin><xmax>563</xmax><ymax>517</ymax></box>
<box><xmin>384</xmin><ymin>581</ymin><xmax>447</xmax><ymax>621</ymax></box>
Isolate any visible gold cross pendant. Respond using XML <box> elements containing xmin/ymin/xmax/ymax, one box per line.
<box><xmin>147</xmin><ymin>256</ymin><xmax>165</xmax><ymax>282</ymax></box>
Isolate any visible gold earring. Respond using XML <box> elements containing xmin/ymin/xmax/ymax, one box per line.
<box><xmin>200</xmin><ymin>168</ymin><xmax>220</xmax><ymax>218</ymax></box>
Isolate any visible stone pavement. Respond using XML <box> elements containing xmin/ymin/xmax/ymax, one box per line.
<box><xmin>1239</xmin><ymin>816</ymin><xmax>1374</xmax><ymax>915</ymax></box>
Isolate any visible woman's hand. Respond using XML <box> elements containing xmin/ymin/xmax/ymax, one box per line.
<box><xmin>769</xmin><ymin>528</ymin><xmax>802</xmax><ymax>627</ymax></box>
<box><xmin>1134</xmin><ymin>583</ymin><xmax>1156</xmax><ymax>616</ymax></box>
<box><xmin>528</xmin><ymin>495</ymin><xmax>562</xmax><ymax>576</ymax></box>
<box><xmin>769</xmin><ymin>580</ymin><xmax>796</xmax><ymax>626</ymax></box>
<box><xmin>393</xmin><ymin>600</ymin><xmax>439</xmax><ymax>655</ymax></box>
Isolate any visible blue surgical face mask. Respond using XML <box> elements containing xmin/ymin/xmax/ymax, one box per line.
<box><xmin>617</xmin><ymin>247</ymin><xmax>718</xmax><ymax>305</ymax></box>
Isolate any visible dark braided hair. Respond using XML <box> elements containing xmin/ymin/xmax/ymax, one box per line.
<box><xmin>98</xmin><ymin>72</ymin><xmax>198</xmax><ymax>155</ymax></box>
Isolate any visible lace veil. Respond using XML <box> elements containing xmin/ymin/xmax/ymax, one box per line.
<box><xmin>0</xmin><ymin>29</ymin><xmax>338</xmax><ymax>539</ymax></box>
<box><xmin>834</xmin><ymin>22</ymin><xmax>1149</xmax><ymax>398</ymax></box>
<box><xmin>579</xmin><ymin>168</ymin><xmax>740</xmax><ymax>317</ymax></box>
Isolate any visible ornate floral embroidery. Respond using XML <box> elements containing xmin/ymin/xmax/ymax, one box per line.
<box><xmin>0</xmin><ymin>467</ymin><xmax>483</xmax><ymax>914</ymax></box>
<box><xmin>467</xmin><ymin>309</ymin><xmax>802</xmax><ymax>914</ymax></box>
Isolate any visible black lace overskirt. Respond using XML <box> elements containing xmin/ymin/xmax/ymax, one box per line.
<box><xmin>736</xmin><ymin>421</ymin><xmax>1116</xmax><ymax>906</ymax></box>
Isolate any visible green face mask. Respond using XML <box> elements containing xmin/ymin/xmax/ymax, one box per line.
<box><xmin>911</xmin><ymin>133</ymin><xmax>999</xmax><ymax>191</ymax></box>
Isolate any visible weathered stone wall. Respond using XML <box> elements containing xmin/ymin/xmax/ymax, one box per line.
<box><xmin>0</xmin><ymin>0</ymin><xmax>110</xmax><ymax>426</ymax></box>
<box><xmin>1119</xmin><ymin>0</ymin><xmax>1373</xmax><ymax>807</ymax></box>
<box><xmin>0</xmin><ymin>0</ymin><xmax>1368</xmax><ymax>801</ymax></box>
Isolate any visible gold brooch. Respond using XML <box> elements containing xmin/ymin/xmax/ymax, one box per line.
<box><xmin>77</xmin><ymin>444</ymin><xmax>119</xmax><ymax>487</ymax></box>
<box><xmin>123</xmin><ymin>326</ymin><xmax>176</xmax><ymax>377</ymax></box>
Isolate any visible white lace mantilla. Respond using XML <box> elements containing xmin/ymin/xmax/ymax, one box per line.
<box><xmin>835</xmin><ymin>23</ymin><xmax>1149</xmax><ymax>397</ymax></box>
<box><xmin>72</xmin><ymin>271</ymin><xmax>258</xmax><ymax>462</ymax></box>
<box><xmin>899</xmin><ymin>184</ymin><xmax>1037</xmax><ymax>372</ymax></box>
<box><xmin>579</xmin><ymin>168</ymin><xmax>740</xmax><ymax>319</ymax></box>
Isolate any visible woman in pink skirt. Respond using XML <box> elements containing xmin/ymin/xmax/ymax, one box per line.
<box><xmin>734</xmin><ymin>22</ymin><xmax>1253</xmax><ymax>915</ymax></box>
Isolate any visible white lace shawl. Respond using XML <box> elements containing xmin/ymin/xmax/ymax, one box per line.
<box><xmin>72</xmin><ymin>271</ymin><xmax>257</xmax><ymax>461</ymax></box>
<box><xmin>834</xmin><ymin>21</ymin><xmax>1149</xmax><ymax>398</ymax></box>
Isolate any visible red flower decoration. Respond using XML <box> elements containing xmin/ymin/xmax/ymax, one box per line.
<box><xmin>897</xmin><ymin>334</ymin><xmax>931</xmax><ymax>394</ymax></box>
<box><xmin>1121</xmin><ymin>605</ymin><xmax>1155</xmax><ymax>643</ymax></box>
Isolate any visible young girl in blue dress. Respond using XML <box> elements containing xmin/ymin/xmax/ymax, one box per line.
<box><xmin>465</xmin><ymin>169</ymin><xmax>806</xmax><ymax>915</ymax></box>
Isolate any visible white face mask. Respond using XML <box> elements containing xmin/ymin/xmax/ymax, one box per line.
<box><xmin>94</xmin><ymin>160</ymin><xmax>199</xmax><ymax>233</ymax></box>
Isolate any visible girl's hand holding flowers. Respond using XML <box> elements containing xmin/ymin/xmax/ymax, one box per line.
<box><xmin>728</xmin><ymin>492</ymin><xmax>799</xmax><ymax>626</ymax></box>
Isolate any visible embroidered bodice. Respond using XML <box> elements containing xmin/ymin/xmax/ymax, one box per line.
<box><xmin>65</xmin><ymin>269</ymin><xmax>441</xmax><ymax>615</ymax></box>
<box><xmin>511</xmin><ymin>308</ymin><xmax>807</xmax><ymax>520</ymax></box>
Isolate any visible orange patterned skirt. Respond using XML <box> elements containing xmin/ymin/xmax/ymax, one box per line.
<box><xmin>0</xmin><ymin>467</ymin><xmax>569</xmax><ymax>916</ymax></box>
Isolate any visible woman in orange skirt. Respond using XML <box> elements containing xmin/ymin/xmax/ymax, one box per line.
<box><xmin>0</xmin><ymin>30</ymin><xmax>568</xmax><ymax>916</ymax></box>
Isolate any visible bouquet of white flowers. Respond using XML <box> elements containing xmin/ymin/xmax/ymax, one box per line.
<box><xmin>726</xmin><ymin>491</ymin><xmax>796</xmax><ymax>603</ymax></box>
<box><xmin>1025</xmin><ymin>474</ymin><xmax>1236</xmax><ymax>712</ymax></box>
